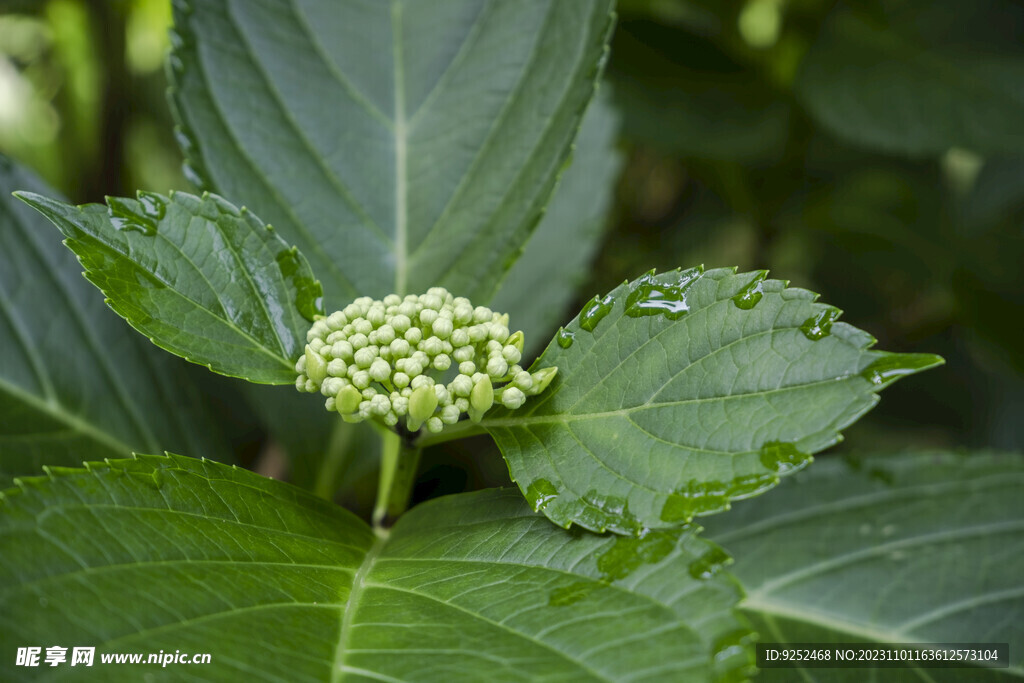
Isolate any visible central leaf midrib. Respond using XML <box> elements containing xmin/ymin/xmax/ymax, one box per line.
<box><xmin>392</xmin><ymin>0</ymin><xmax>408</xmax><ymax>296</ymax></box>
<box><xmin>334</xmin><ymin>530</ymin><xmax>387</xmax><ymax>683</ymax></box>
<box><xmin>481</xmin><ymin>375</ymin><xmax>864</xmax><ymax>429</ymax></box>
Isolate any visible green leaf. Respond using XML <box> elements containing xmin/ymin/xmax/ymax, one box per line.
<box><xmin>796</xmin><ymin>0</ymin><xmax>1024</xmax><ymax>157</ymax></box>
<box><xmin>0</xmin><ymin>454</ymin><xmax>754</xmax><ymax>682</ymax></box>
<box><xmin>702</xmin><ymin>451</ymin><xmax>1024</xmax><ymax>681</ymax></box>
<box><xmin>169</xmin><ymin>0</ymin><xmax>615</xmax><ymax>308</ymax></box>
<box><xmin>0</xmin><ymin>157</ymin><xmax>230</xmax><ymax>488</ymax></box>
<box><xmin>484</xmin><ymin>267</ymin><xmax>943</xmax><ymax>535</ymax></box>
<box><xmin>491</xmin><ymin>88</ymin><xmax>623</xmax><ymax>358</ymax></box>
<box><xmin>16</xmin><ymin>190</ymin><xmax>323</xmax><ymax>385</ymax></box>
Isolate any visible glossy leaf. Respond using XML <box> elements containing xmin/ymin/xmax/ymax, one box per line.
<box><xmin>491</xmin><ymin>88</ymin><xmax>623</xmax><ymax>358</ymax></box>
<box><xmin>0</xmin><ymin>157</ymin><xmax>229</xmax><ymax>488</ymax></box>
<box><xmin>796</xmin><ymin>0</ymin><xmax>1024</xmax><ymax>156</ymax></box>
<box><xmin>485</xmin><ymin>267</ymin><xmax>943</xmax><ymax>534</ymax></box>
<box><xmin>703</xmin><ymin>451</ymin><xmax>1024</xmax><ymax>681</ymax></box>
<box><xmin>169</xmin><ymin>0</ymin><xmax>615</xmax><ymax>307</ymax></box>
<box><xmin>0</xmin><ymin>454</ymin><xmax>753</xmax><ymax>682</ymax></box>
<box><xmin>16</xmin><ymin>190</ymin><xmax>323</xmax><ymax>384</ymax></box>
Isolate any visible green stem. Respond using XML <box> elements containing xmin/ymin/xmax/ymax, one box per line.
<box><xmin>313</xmin><ymin>418</ymin><xmax>357</xmax><ymax>500</ymax></box>
<box><xmin>373</xmin><ymin>430</ymin><xmax>422</xmax><ymax>529</ymax></box>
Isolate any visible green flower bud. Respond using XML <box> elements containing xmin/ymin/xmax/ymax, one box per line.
<box><xmin>459</xmin><ymin>361</ymin><xmax>476</xmax><ymax>376</ymax></box>
<box><xmin>423</xmin><ymin>293</ymin><xmax>445</xmax><ymax>311</ymax></box>
<box><xmin>469</xmin><ymin>377</ymin><xmax>494</xmax><ymax>422</ymax></box>
<box><xmin>389</xmin><ymin>338</ymin><xmax>410</xmax><ymax>358</ymax></box>
<box><xmin>404</xmin><ymin>327</ymin><xmax>423</xmax><ymax>344</ymax></box>
<box><xmin>410</xmin><ymin>374</ymin><xmax>434</xmax><ymax>391</ymax></box>
<box><xmin>502</xmin><ymin>345</ymin><xmax>521</xmax><ymax>365</ymax></box>
<box><xmin>325</xmin><ymin>396</ymin><xmax>336</xmax><ymax>412</ymax></box>
<box><xmin>321</xmin><ymin>377</ymin><xmax>345</xmax><ymax>397</ymax></box>
<box><xmin>453</xmin><ymin>345</ymin><xmax>475</xmax><ymax>363</ymax></box>
<box><xmin>433</xmin><ymin>353</ymin><xmax>451</xmax><ymax>371</ymax></box>
<box><xmin>370</xmin><ymin>394</ymin><xmax>390</xmax><ymax>416</ymax></box>
<box><xmin>350</xmin><ymin>333</ymin><xmax>368</xmax><ymax>350</ymax></box>
<box><xmin>451</xmin><ymin>374</ymin><xmax>473</xmax><ymax>397</ymax></box>
<box><xmin>453</xmin><ymin>304</ymin><xmax>473</xmax><ymax>325</ymax></box>
<box><xmin>354</xmin><ymin>346</ymin><xmax>376</xmax><ymax>369</ymax></box>
<box><xmin>500</xmin><ymin>386</ymin><xmax>526</xmax><ymax>409</ymax></box>
<box><xmin>408</xmin><ymin>384</ymin><xmax>439</xmax><ymax>431</ymax></box>
<box><xmin>309</xmin><ymin>337</ymin><xmax>326</xmax><ymax>354</ymax></box>
<box><xmin>432</xmin><ymin>317</ymin><xmax>453</xmax><ymax>339</ymax></box>
<box><xmin>507</xmin><ymin>330</ymin><xmax>525</xmax><ymax>352</ymax></box>
<box><xmin>529</xmin><ymin>366</ymin><xmax>558</xmax><ymax>395</ymax></box>
<box><xmin>327</xmin><ymin>358</ymin><xmax>347</xmax><ymax>376</ymax></box>
<box><xmin>383</xmin><ymin>411</ymin><xmax>399</xmax><ymax>427</ymax></box>
<box><xmin>455</xmin><ymin>397</ymin><xmax>470</xmax><ymax>412</ymax></box>
<box><xmin>332</xmin><ymin>340</ymin><xmax>354</xmax><ymax>360</ymax></box>
<box><xmin>513</xmin><ymin>369</ymin><xmax>533</xmax><ymax>392</ymax></box>
<box><xmin>393</xmin><ymin>372</ymin><xmax>410</xmax><ymax>389</ymax></box>
<box><xmin>392</xmin><ymin>396</ymin><xmax>409</xmax><ymax>415</ymax></box>
<box><xmin>450</xmin><ymin>327</ymin><xmax>470</xmax><ymax>346</ymax></box>
<box><xmin>337</xmin><ymin>385</ymin><xmax>362</xmax><ymax>414</ymax></box>
<box><xmin>369</xmin><ymin>358</ymin><xmax>391</xmax><ymax>382</ymax></box>
<box><xmin>489</xmin><ymin>325</ymin><xmax>510</xmax><ymax>342</ymax></box>
<box><xmin>398</xmin><ymin>301</ymin><xmax>417</xmax><ymax>318</ymax></box>
<box><xmin>354</xmin><ymin>318</ymin><xmax>373</xmax><ymax>335</ymax></box>
<box><xmin>376</xmin><ymin>324</ymin><xmax>396</xmax><ymax>345</ymax></box>
<box><xmin>367</xmin><ymin>306</ymin><xmax>386</xmax><ymax>326</ymax></box>
<box><xmin>421</xmin><ymin>336</ymin><xmax>444</xmax><ymax>356</ymax></box>
<box><xmin>426</xmin><ymin>417</ymin><xmax>444</xmax><ymax>433</ymax></box>
<box><xmin>305</xmin><ymin>346</ymin><xmax>328</xmax><ymax>385</ymax></box>
<box><xmin>468</xmin><ymin>324</ymin><xmax>488</xmax><ymax>342</ymax></box>
<box><xmin>391</xmin><ymin>314</ymin><xmax>412</xmax><ymax>334</ymax></box>
<box><xmin>473</xmin><ymin>306</ymin><xmax>492</xmax><ymax>323</ymax></box>
<box><xmin>352</xmin><ymin>370</ymin><xmax>371</xmax><ymax>390</ymax></box>
<box><xmin>486</xmin><ymin>356</ymin><xmax>508</xmax><ymax>379</ymax></box>
<box><xmin>441</xmin><ymin>405</ymin><xmax>461</xmax><ymax>424</ymax></box>
<box><xmin>327</xmin><ymin>311</ymin><xmax>347</xmax><ymax>329</ymax></box>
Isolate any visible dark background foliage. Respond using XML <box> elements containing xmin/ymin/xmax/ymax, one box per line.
<box><xmin>1</xmin><ymin>0</ymin><xmax>1021</xmax><ymax>513</ymax></box>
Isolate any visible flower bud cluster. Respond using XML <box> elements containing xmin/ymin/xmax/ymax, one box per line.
<box><xmin>295</xmin><ymin>288</ymin><xmax>557</xmax><ymax>433</ymax></box>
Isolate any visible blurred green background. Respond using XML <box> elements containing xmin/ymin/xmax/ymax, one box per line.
<box><xmin>1</xmin><ymin>0</ymin><xmax>1021</xmax><ymax>508</ymax></box>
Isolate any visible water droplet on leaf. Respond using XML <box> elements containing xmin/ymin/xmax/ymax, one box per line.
<box><xmin>688</xmin><ymin>546</ymin><xmax>731</xmax><ymax>580</ymax></box>
<box><xmin>800</xmin><ymin>307</ymin><xmax>839</xmax><ymax>340</ymax></box>
<box><xmin>524</xmin><ymin>478</ymin><xmax>559</xmax><ymax>512</ymax></box>
<box><xmin>580</xmin><ymin>293</ymin><xmax>615</xmax><ymax>332</ymax></box>
<box><xmin>860</xmin><ymin>354</ymin><xmax>943</xmax><ymax>388</ymax></box>
<box><xmin>732</xmin><ymin>271</ymin><xmax>766</xmax><ymax>310</ymax></box>
<box><xmin>759</xmin><ymin>441</ymin><xmax>812</xmax><ymax>474</ymax></box>
<box><xmin>660</xmin><ymin>480</ymin><xmax>730</xmax><ymax>522</ymax></box>
<box><xmin>625</xmin><ymin>268</ymin><xmax>702</xmax><ymax>320</ymax></box>
<box><xmin>556</xmin><ymin>327</ymin><xmax>575</xmax><ymax>349</ymax></box>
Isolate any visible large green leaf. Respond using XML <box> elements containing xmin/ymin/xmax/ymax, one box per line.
<box><xmin>0</xmin><ymin>157</ymin><xmax>229</xmax><ymax>488</ymax></box>
<box><xmin>0</xmin><ymin>454</ymin><xmax>754</xmax><ymax>682</ymax></box>
<box><xmin>483</xmin><ymin>267</ymin><xmax>942</xmax><ymax>535</ymax></box>
<box><xmin>703</xmin><ymin>451</ymin><xmax>1024</xmax><ymax>681</ymax></box>
<box><xmin>491</xmin><ymin>88</ymin><xmax>623</xmax><ymax>358</ymax></box>
<box><xmin>16</xmin><ymin>190</ymin><xmax>323</xmax><ymax>384</ymax></box>
<box><xmin>169</xmin><ymin>0</ymin><xmax>615</xmax><ymax>308</ymax></box>
<box><xmin>796</xmin><ymin>0</ymin><xmax>1024</xmax><ymax>157</ymax></box>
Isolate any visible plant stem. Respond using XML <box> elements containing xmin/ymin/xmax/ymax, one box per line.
<box><xmin>373</xmin><ymin>430</ymin><xmax>421</xmax><ymax>529</ymax></box>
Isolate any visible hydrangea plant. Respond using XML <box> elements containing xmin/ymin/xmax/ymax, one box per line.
<box><xmin>1</xmin><ymin>2</ymin><xmax>1017</xmax><ymax>682</ymax></box>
